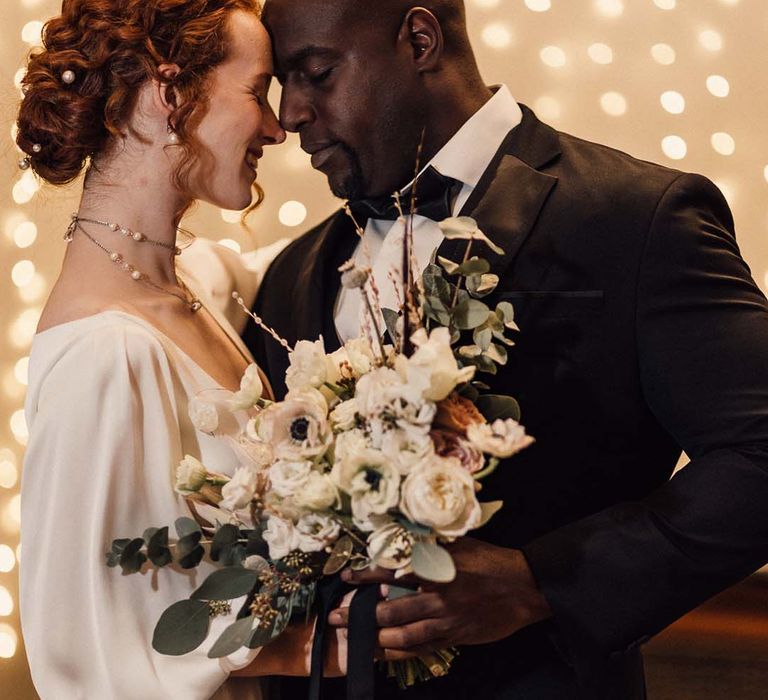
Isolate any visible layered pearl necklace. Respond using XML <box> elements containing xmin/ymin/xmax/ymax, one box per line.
<box><xmin>65</xmin><ymin>214</ymin><xmax>203</xmax><ymax>312</ymax></box>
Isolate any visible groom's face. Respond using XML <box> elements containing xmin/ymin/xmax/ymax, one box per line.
<box><xmin>263</xmin><ymin>0</ymin><xmax>427</xmax><ymax>200</ymax></box>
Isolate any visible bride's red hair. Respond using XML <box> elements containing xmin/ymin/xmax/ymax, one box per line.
<box><xmin>16</xmin><ymin>0</ymin><xmax>263</xmax><ymax>202</ymax></box>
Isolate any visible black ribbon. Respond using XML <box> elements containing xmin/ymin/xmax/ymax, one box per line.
<box><xmin>308</xmin><ymin>577</ymin><xmax>381</xmax><ymax>700</ymax></box>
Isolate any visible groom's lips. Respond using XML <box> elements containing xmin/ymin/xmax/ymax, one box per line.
<box><xmin>304</xmin><ymin>142</ymin><xmax>341</xmax><ymax>171</ymax></box>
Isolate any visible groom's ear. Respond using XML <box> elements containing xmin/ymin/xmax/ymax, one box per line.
<box><xmin>402</xmin><ymin>8</ymin><xmax>444</xmax><ymax>73</ymax></box>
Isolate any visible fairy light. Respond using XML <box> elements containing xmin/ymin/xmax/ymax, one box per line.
<box><xmin>11</xmin><ymin>260</ymin><xmax>35</xmax><ymax>288</ymax></box>
<box><xmin>540</xmin><ymin>46</ymin><xmax>567</xmax><ymax>68</ymax></box>
<box><xmin>662</xmin><ymin>135</ymin><xmax>687</xmax><ymax>160</ymax></box>
<box><xmin>14</xmin><ymin>358</ymin><xmax>29</xmax><ymax>387</ymax></box>
<box><xmin>600</xmin><ymin>92</ymin><xmax>627</xmax><ymax>117</ymax></box>
<box><xmin>533</xmin><ymin>96</ymin><xmax>562</xmax><ymax>121</ymax></box>
<box><xmin>524</xmin><ymin>0</ymin><xmax>551</xmax><ymax>11</ymax></box>
<box><xmin>0</xmin><ymin>459</ymin><xmax>17</xmax><ymax>489</ymax></box>
<box><xmin>594</xmin><ymin>0</ymin><xmax>624</xmax><ymax>18</ymax></box>
<box><xmin>588</xmin><ymin>43</ymin><xmax>614</xmax><ymax>64</ymax></box>
<box><xmin>660</xmin><ymin>91</ymin><xmax>686</xmax><ymax>115</ymax></box>
<box><xmin>0</xmin><ymin>587</ymin><xmax>13</xmax><ymax>616</ymax></box>
<box><xmin>0</xmin><ymin>623</ymin><xmax>17</xmax><ymax>659</ymax></box>
<box><xmin>0</xmin><ymin>546</ymin><xmax>16</xmax><ymax>574</ymax></box>
<box><xmin>653</xmin><ymin>0</ymin><xmax>676</xmax><ymax>9</ymax></box>
<box><xmin>699</xmin><ymin>30</ymin><xmax>723</xmax><ymax>52</ymax></box>
<box><xmin>651</xmin><ymin>43</ymin><xmax>676</xmax><ymax>65</ymax></box>
<box><xmin>217</xmin><ymin>238</ymin><xmax>242</xmax><ymax>254</ymax></box>
<box><xmin>711</xmin><ymin>132</ymin><xmax>736</xmax><ymax>156</ymax></box>
<box><xmin>481</xmin><ymin>23</ymin><xmax>513</xmax><ymax>50</ymax></box>
<box><xmin>10</xmin><ymin>411</ymin><xmax>28</xmax><ymax>445</ymax></box>
<box><xmin>278</xmin><ymin>201</ymin><xmax>308</xmax><ymax>227</ymax></box>
<box><xmin>21</xmin><ymin>20</ymin><xmax>44</xmax><ymax>45</ymax></box>
<box><xmin>707</xmin><ymin>75</ymin><xmax>730</xmax><ymax>97</ymax></box>
<box><xmin>219</xmin><ymin>209</ymin><xmax>241</xmax><ymax>224</ymax></box>
<box><xmin>12</xmin><ymin>221</ymin><xmax>37</xmax><ymax>248</ymax></box>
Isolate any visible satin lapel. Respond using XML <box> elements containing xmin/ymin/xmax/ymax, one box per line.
<box><xmin>292</xmin><ymin>210</ymin><xmax>358</xmax><ymax>351</ymax></box>
<box><xmin>436</xmin><ymin>105</ymin><xmax>561</xmax><ymax>278</ymax></box>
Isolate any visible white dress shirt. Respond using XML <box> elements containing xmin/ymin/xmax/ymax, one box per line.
<box><xmin>334</xmin><ymin>85</ymin><xmax>523</xmax><ymax>343</ymax></box>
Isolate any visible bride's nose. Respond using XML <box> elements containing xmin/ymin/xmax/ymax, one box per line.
<box><xmin>262</xmin><ymin>105</ymin><xmax>287</xmax><ymax>146</ymax></box>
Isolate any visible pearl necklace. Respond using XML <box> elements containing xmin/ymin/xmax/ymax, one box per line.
<box><xmin>66</xmin><ymin>215</ymin><xmax>203</xmax><ymax>313</ymax></box>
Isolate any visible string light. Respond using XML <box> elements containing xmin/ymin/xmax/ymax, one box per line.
<box><xmin>0</xmin><ymin>546</ymin><xmax>16</xmax><ymax>574</ymax></box>
<box><xmin>217</xmin><ymin>238</ymin><xmax>241</xmax><ymax>254</ymax></box>
<box><xmin>278</xmin><ymin>201</ymin><xmax>308</xmax><ymax>227</ymax></box>
<box><xmin>0</xmin><ymin>623</ymin><xmax>17</xmax><ymax>659</ymax></box>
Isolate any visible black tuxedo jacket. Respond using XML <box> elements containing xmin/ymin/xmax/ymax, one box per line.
<box><xmin>244</xmin><ymin>106</ymin><xmax>768</xmax><ymax>699</ymax></box>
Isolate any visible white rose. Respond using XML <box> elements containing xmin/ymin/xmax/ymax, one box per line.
<box><xmin>379</xmin><ymin>428</ymin><xmax>435</xmax><ymax>475</ymax></box>
<box><xmin>268</xmin><ymin>460</ymin><xmax>313</xmax><ymax>498</ymax></box>
<box><xmin>466</xmin><ymin>419</ymin><xmax>535</xmax><ymax>458</ymax></box>
<box><xmin>330</xmin><ymin>398</ymin><xmax>358</xmax><ymax>432</ymax></box>
<box><xmin>286</xmin><ymin>339</ymin><xmax>328</xmax><ymax>391</ymax></box>
<box><xmin>220</xmin><ymin>466</ymin><xmax>261</xmax><ymax>511</ymax></box>
<box><xmin>334</xmin><ymin>429</ymin><xmax>370</xmax><ymax>461</ymax></box>
<box><xmin>229</xmin><ymin>364</ymin><xmax>264</xmax><ymax>410</ymax></box>
<box><xmin>332</xmin><ymin>447</ymin><xmax>401</xmax><ymax>531</ymax></box>
<box><xmin>344</xmin><ymin>338</ymin><xmax>375</xmax><ymax>375</ymax></box>
<box><xmin>354</xmin><ymin>367</ymin><xmax>415</xmax><ymax>416</ymax></box>
<box><xmin>294</xmin><ymin>471</ymin><xmax>340</xmax><ymax>510</ymax></box>
<box><xmin>405</xmin><ymin>327</ymin><xmax>476</xmax><ymax>401</ymax></box>
<box><xmin>262</xmin><ymin>516</ymin><xmax>299</xmax><ymax>560</ymax></box>
<box><xmin>295</xmin><ymin>513</ymin><xmax>342</xmax><ymax>553</ymax></box>
<box><xmin>188</xmin><ymin>397</ymin><xmax>219</xmax><ymax>434</ymax></box>
<box><xmin>399</xmin><ymin>456</ymin><xmax>482</xmax><ymax>538</ymax></box>
<box><xmin>231</xmin><ymin>433</ymin><xmax>274</xmax><ymax>468</ymax></box>
<box><xmin>367</xmin><ymin>522</ymin><xmax>415</xmax><ymax>570</ymax></box>
<box><xmin>175</xmin><ymin>454</ymin><xmax>208</xmax><ymax>493</ymax></box>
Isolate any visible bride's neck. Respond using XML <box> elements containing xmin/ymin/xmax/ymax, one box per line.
<box><xmin>72</xmin><ymin>148</ymin><xmax>190</xmax><ymax>285</ymax></box>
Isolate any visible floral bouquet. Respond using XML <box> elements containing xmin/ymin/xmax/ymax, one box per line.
<box><xmin>109</xmin><ymin>196</ymin><xmax>533</xmax><ymax>689</ymax></box>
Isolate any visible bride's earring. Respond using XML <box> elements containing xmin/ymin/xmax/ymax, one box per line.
<box><xmin>167</xmin><ymin>125</ymin><xmax>179</xmax><ymax>145</ymax></box>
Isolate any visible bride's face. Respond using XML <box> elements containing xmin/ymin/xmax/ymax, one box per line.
<box><xmin>188</xmin><ymin>10</ymin><xmax>285</xmax><ymax>210</ymax></box>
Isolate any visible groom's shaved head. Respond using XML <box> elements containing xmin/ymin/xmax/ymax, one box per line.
<box><xmin>263</xmin><ymin>0</ymin><xmax>486</xmax><ymax>199</ymax></box>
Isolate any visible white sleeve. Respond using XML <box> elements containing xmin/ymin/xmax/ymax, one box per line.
<box><xmin>180</xmin><ymin>238</ymin><xmax>290</xmax><ymax>334</ymax></box>
<box><xmin>20</xmin><ymin>323</ymin><xmax>261</xmax><ymax>700</ymax></box>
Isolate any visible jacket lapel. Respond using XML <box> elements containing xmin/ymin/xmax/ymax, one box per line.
<box><xmin>292</xmin><ymin>211</ymin><xmax>359</xmax><ymax>351</ymax></box>
<box><xmin>437</xmin><ymin>105</ymin><xmax>561</xmax><ymax>278</ymax></box>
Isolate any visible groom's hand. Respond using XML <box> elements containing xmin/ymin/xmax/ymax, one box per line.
<box><xmin>327</xmin><ymin>538</ymin><xmax>552</xmax><ymax>659</ymax></box>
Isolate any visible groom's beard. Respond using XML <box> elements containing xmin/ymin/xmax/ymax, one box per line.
<box><xmin>329</xmin><ymin>143</ymin><xmax>365</xmax><ymax>200</ymax></box>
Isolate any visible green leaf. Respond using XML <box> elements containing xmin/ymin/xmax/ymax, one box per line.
<box><xmin>106</xmin><ymin>538</ymin><xmax>131</xmax><ymax>567</ymax></box>
<box><xmin>423</xmin><ymin>272</ymin><xmax>452</xmax><ymax>304</ymax></box>
<box><xmin>143</xmin><ymin>527</ymin><xmax>159</xmax><ymax>544</ymax></box>
<box><xmin>323</xmin><ymin>535</ymin><xmax>354</xmax><ymax>575</ymax></box>
<box><xmin>387</xmin><ymin>585</ymin><xmax>418</xmax><ymax>601</ymax></box>
<box><xmin>452</xmin><ymin>299</ymin><xmax>490</xmax><ymax>330</ymax></box>
<box><xmin>192</xmin><ymin>567</ymin><xmax>259</xmax><ymax>601</ymax></box>
<box><xmin>175</xmin><ymin>517</ymin><xmax>201</xmax><ymax>539</ymax></box>
<box><xmin>147</xmin><ymin>526</ymin><xmax>172</xmax><ymax>568</ymax></box>
<box><xmin>473</xmin><ymin>326</ymin><xmax>493</xmax><ymax>351</ymax></box>
<box><xmin>381</xmin><ymin>308</ymin><xmax>401</xmax><ymax>345</ymax></box>
<box><xmin>423</xmin><ymin>296</ymin><xmax>452</xmax><ymax>326</ymax></box>
<box><xmin>478</xmin><ymin>501</ymin><xmax>504</xmax><ymax>528</ymax></box>
<box><xmin>211</xmin><ymin>524</ymin><xmax>240</xmax><ymax>563</ymax></box>
<box><xmin>119</xmin><ymin>538</ymin><xmax>147</xmax><ymax>574</ymax></box>
<box><xmin>152</xmin><ymin>599</ymin><xmax>210</xmax><ymax>656</ymax></box>
<box><xmin>458</xmin><ymin>383</ymin><xmax>480</xmax><ymax>402</ymax></box>
<box><xmin>396</xmin><ymin>517</ymin><xmax>433</xmax><ymax>537</ymax></box>
<box><xmin>177</xmin><ymin>531</ymin><xmax>204</xmax><ymax>569</ymax></box>
<box><xmin>411</xmin><ymin>541</ymin><xmax>456</xmax><ymax>583</ymax></box>
<box><xmin>207</xmin><ymin>615</ymin><xmax>255</xmax><ymax>658</ymax></box>
<box><xmin>456</xmin><ymin>257</ymin><xmax>490</xmax><ymax>276</ymax></box>
<box><xmin>485</xmin><ymin>343</ymin><xmax>508</xmax><ymax>366</ymax></box>
<box><xmin>467</xmin><ymin>273</ymin><xmax>499</xmax><ymax>298</ymax></box>
<box><xmin>495</xmin><ymin>302</ymin><xmax>518</xmax><ymax>329</ymax></box>
<box><xmin>246</xmin><ymin>616</ymin><xmax>288</xmax><ymax>649</ymax></box>
<box><xmin>437</xmin><ymin>256</ymin><xmax>460</xmax><ymax>275</ymax></box>
<box><xmin>475</xmin><ymin>395</ymin><xmax>521</xmax><ymax>422</ymax></box>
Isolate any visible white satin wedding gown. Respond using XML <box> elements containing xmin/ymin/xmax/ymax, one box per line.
<box><xmin>20</xmin><ymin>239</ymin><xmax>286</xmax><ymax>700</ymax></box>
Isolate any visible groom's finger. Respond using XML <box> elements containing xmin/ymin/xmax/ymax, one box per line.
<box><xmin>328</xmin><ymin>592</ymin><xmax>444</xmax><ymax>628</ymax></box>
<box><xmin>377</xmin><ymin>619</ymin><xmax>446</xmax><ymax>650</ymax></box>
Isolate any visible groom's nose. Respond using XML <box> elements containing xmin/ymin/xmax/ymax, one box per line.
<box><xmin>279</xmin><ymin>86</ymin><xmax>314</xmax><ymax>133</ymax></box>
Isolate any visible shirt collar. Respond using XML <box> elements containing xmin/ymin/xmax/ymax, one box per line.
<box><xmin>425</xmin><ymin>84</ymin><xmax>522</xmax><ymax>189</ymax></box>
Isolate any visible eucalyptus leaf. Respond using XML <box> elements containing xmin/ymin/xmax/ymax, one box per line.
<box><xmin>423</xmin><ymin>297</ymin><xmax>452</xmax><ymax>326</ymax></box>
<box><xmin>478</xmin><ymin>501</ymin><xmax>504</xmax><ymax>528</ymax></box>
<box><xmin>437</xmin><ymin>256</ymin><xmax>460</xmax><ymax>275</ymax></box>
<box><xmin>246</xmin><ymin>616</ymin><xmax>288</xmax><ymax>649</ymax></box>
<box><xmin>485</xmin><ymin>343</ymin><xmax>508</xmax><ymax>366</ymax></box>
<box><xmin>119</xmin><ymin>538</ymin><xmax>147</xmax><ymax>574</ymax></box>
<box><xmin>143</xmin><ymin>527</ymin><xmax>159</xmax><ymax>544</ymax></box>
<box><xmin>382</xmin><ymin>308</ymin><xmax>401</xmax><ymax>345</ymax></box>
<box><xmin>396</xmin><ymin>517</ymin><xmax>433</xmax><ymax>537</ymax></box>
<box><xmin>106</xmin><ymin>538</ymin><xmax>131</xmax><ymax>567</ymax></box>
<box><xmin>177</xmin><ymin>531</ymin><xmax>204</xmax><ymax>570</ymax></box>
<box><xmin>192</xmin><ymin>567</ymin><xmax>259</xmax><ymax>601</ymax></box>
<box><xmin>152</xmin><ymin>599</ymin><xmax>210</xmax><ymax>656</ymax></box>
<box><xmin>458</xmin><ymin>344</ymin><xmax>482</xmax><ymax>358</ymax></box>
<box><xmin>211</xmin><ymin>524</ymin><xmax>240</xmax><ymax>563</ymax></box>
<box><xmin>423</xmin><ymin>272</ymin><xmax>452</xmax><ymax>303</ymax></box>
<box><xmin>467</xmin><ymin>273</ymin><xmax>500</xmax><ymax>298</ymax></box>
<box><xmin>452</xmin><ymin>299</ymin><xmax>490</xmax><ymax>330</ymax></box>
<box><xmin>475</xmin><ymin>395</ymin><xmax>521</xmax><ymax>422</ymax></box>
<box><xmin>456</xmin><ymin>257</ymin><xmax>490</xmax><ymax>276</ymax></box>
<box><xmin>175</xmin><ymin>517</ymin><xmax>201</xmax><ymax>539</ymax></box>
<box><xmin>495</xmin><ymin>302</ymin><xmax>517</xmax><ymax>329</ymax></box>
<box><xmin>323</xmin><ymin>535</ymin><xmax>354</xmax><ymax>575</ymax></box>
<box><xmin>147</xmin><ymin>526</ymin><xmax>172</xmax><ymax>568</ymax></box>
<box><xmin>458</xmin><ymin>383</ymin><xmax>480</xmax><ymax>402</ymax></box>
<box><xmin>473</xmin><ymin>327</ymin><xmax>493</xmax><ymax>351</ymax></box>
<box><xmin>387</xmin><ymin>585</ymin><xmax>418</xmax><ymax>601</ymax></box>
<box><xmin>411</xmin><ymin>541</ymin><xmax>456</xmax><ymax>583</ymax></box>
<box><xmin>245</xmin><ymin>529</ymin><xmax>269</xmax><ymax>558</ymax></box>
<box><xmin>207</xmin><ymin>615</ymin><xmax>255</xmax><ymax>658</ymax></box>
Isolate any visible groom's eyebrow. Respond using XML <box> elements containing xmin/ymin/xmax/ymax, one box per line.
<box><xmin>283</xmin><ymin>45</ymin><xmax>339</xmax><ymax>70</ymax></box>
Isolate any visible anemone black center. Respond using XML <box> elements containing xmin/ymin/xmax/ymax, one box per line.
<box><xmin>364</xmin><ymin>468</ymin><xmax>382</xmax><ymax>491</ymax></box>
<box><xmin>290</xmin><ymin>417</ymin><xmax>310</xmax><ymax>442</ymax></box>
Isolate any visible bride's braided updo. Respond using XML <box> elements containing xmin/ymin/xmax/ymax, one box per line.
<box><xmin>16</xmin><ymin>0</ymin><xmax>262</xmax><ymax>189</ymax></box>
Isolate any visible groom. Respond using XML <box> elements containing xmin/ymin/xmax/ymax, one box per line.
<box><xmin>245</xmin><ymin>0</ymin><xmax>768</xmax><ymax>698</ymax></box>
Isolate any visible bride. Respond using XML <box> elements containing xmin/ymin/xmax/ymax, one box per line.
<box><xmin>16</xmin><ymin>1</ymin><xmax>342</xmax><ymax>697</ymax></box>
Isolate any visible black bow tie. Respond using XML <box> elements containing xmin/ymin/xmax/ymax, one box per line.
<box><xmin>347</xmin><ymin>166</ymin><xmax>463</xmax><ymax>223</ymax></box>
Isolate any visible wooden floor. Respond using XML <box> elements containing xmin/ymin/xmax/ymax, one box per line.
<box><xmin>645</xmin><ymin>574</ymin><xmax>768</xmax><ymax>699</ymax></box>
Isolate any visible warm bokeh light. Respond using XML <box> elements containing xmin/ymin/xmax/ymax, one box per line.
<box><xmin>706</xmin><ymin>75</ymin><xmax>730</xmax><ymax>98</ymax></box>
<box><xmin>660</xmin><ymin>91</ymin><xmax>686</xmax><ymax>115</ymax></box>
<box><xmin>711</xmin><ymin>132</ymin><xmax>736</xmax><ymax>156</ymax></box>
<box><xmin>0</xmin><ymin>623</ymin><xmax>18</xmax><ymax>658</ymax></box>
<box><xmin>481</xmin><ymin>23</ymin><xmax>513</xmax><ymax>50</ymax></box>
<box><xmin>662</xmin><ymin>135</ymin><xmax>688</xmax><ymax>160</ymax></box>
<box><xmin>0</xmin><ymin>586</ymin><xmax>14</xmax><ymax>616</ymax></box>
<box><xmin>588</xmin><ymin>43</ymin><xmax>614</xmax><ymax>65</ymax></box>
<box><xmin>600</xmin><ymin>92</ymin><xmax>627</xmax><ymax>117</ymax></box>
<box><xmin>0</xmin><ymin>459</ymin><xmax>18</xmax><ymax>490</ymax></box>
<box><xmin>651</xmin><ymin>43</ymin><xmax>676</xmax><ymax>65</ymax></box>
<box><xmin>0</xmin><ymin>545</ymin><xmax>16</xmax><ymax>574</ymax></box>
<box><xmin>540</xmin><ymin>45</ymin><xmax>567</xmax><ymax>68</ymax></box>
<box><xmin>699</xmin><ymin>29</ymin><xmax>724</xmax><ymax>52</ymax></box>
<box><xmin>278</xmin><ymin>201</ymin><xmax>308</xmax><ymax>228</ymax></box>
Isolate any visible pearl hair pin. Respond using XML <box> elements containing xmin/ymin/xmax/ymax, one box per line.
<box><xmin>61</xmin><ymin>69</ymin><xmax>76</xmax><ymax>84</ymax></box>
<box><xmin>18</xmin><ymin>156</ymin><xmax>31</xmax><ymax>170</ymax></box>
<box><xmin>167</xmin><ymin>130</ymin><xmax>180</xmax><ymax>145</ymax></box>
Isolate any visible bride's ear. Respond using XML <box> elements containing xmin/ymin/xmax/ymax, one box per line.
<box><xmin>154</xmin><ymin>63</ymin><xmax>182</xmax><ymax>117</ymax></box>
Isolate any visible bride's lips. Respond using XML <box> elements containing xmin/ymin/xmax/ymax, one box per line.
<box><xmin>305</xmin><ymin>142</ymin><xmax>341</xmax><ymax>170</ymax></box>
<box><xmin>245</xmin><ymin>149</ymin><xmax>263</xmax><ymax>173</ymax></box>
